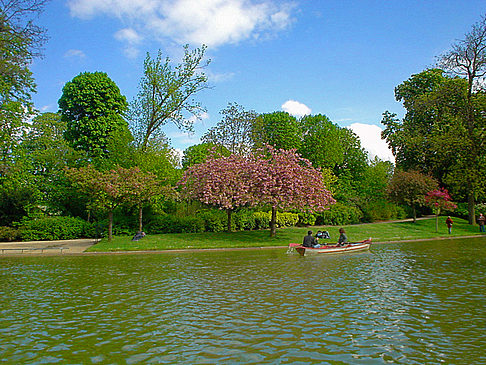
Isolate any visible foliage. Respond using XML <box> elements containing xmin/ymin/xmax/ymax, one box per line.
<box><xmin>361</xmin><ymin>200</ymin><xmax>407</xmax><ymax>222</ymax></box>
<box><xmin>425</xmin><ymin>188</ymin><xmax>458</xmax><ymax>232</ymax></box>
<box><xmin>387</xmin><ymin>169</ymin><xmax>438</xmax><ymax>222</ymax></box>
<box><xmin>19</xmin><ymin>216</ymin><xmax>90</xmax><ymax>241</ymax></box>
<box><xmin>129</xmin><ymin>45</ymin><xmax>210</xmax><ymax>150</ymax></box>
<box><xmin>299</xmin><ymin>114</ymin><xmax>343</xmax><ymax>168</ymax></box>
<box><xmin>181</xmin><ymin>142</ymin><xmax>230</xmax><ymax>169</ymax></box>
<box><xmin>252</xmin><ymin>111</ymin><xmax>301</xmax><ymax>150</ymax></box>
<box><xmin>314</xmin><ymin>202</ymin><xmax>363</xmax><ymax>226</ymax></box>
<box><xmin>0</xmin><ymin>226</ymin><xmax>19</xmax><ymax>241</ymax></box>
<box><xmin>202</xmin><ymin>103</ymin><xmax>258</xmax><ymax>155</ymax></box>
<box><xmin>146</xmin><ymin>214</ymin><xmax>206</xmax><ymax>234</ymax></box>
<box><xmin>65</xmin><ymin>165</ymin><xmax>161</xmax><ymax>240</ymax></box>
<box><xmin>59</xmin><ymin>71</ymin><xmax>129</xmax><ymax>157</ymax></box>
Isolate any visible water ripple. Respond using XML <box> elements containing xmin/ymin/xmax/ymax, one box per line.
<box><xmin>1</xmin><ymin>238</ymin><xmax>486</xmax><ymax>363</ymax></box>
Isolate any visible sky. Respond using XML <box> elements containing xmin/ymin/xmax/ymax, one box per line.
<box><xmin>30</xmin><ymin>0</ymin><xmax>485</xmax><ymax>162</ymax></box>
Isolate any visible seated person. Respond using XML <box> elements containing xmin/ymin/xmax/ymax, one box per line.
<box><xmin>303</xmin><ymin>230</ymin><xmax>320</xmax><ymax>248</ymax></box>
<box><xmin>337</xmin><ymin>228</ymin><xmax>348</xmax><ymax>246</ymax></box>
<box><xmin>316</xmin><ymin>231</ymin><xmax>323</xmax><ymax>239</ymax></box>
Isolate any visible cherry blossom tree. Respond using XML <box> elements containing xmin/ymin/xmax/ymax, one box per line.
<box><xmin>179</xmin><ymin>146</ymin><xmax>335</xmax><ymax>236</ymax></box>
<box><xmin>254</xmin><ymin>147</ymin><xmax>336</xmax><ymax>237</ymax></box>
<box><xmin>179</xmin><ymin>154</ymin><xmax>255</xmax><ymax>231</ymax></box>
<box><xmin>425</xmin><ymin>188</ymin><xmax>457</xmax><ymax>232</ymax></box>
<box><xmin>66</xmin><ymin>165</ymin><xmax>161</xmax><ymax>240</ymax></box>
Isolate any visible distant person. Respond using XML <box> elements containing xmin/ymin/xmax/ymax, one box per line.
<box><xmin>303</xmin><ymin>230</ymin><xmax>320</xmax><ymax>248</ymax></box>
<box><xmin>337</xmin><ymin>228</ymin><xmax>348</xmax><ymax>246</ymax></box>
<box><xmin>132</xmin><ymin>231</ymin><xmax>146</xmax><ymax>241</ymax></box>
<box><xmin>445</xmin><ymin>216</ymin><xmax>453</xmax><ymax>234</ymax></box>
<box><xmin>478</xmin><ymin>213</ymin><xmax>485</xmax><ymax>232</ymax></box>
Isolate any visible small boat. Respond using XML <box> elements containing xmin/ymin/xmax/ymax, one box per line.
<box><xmin>287</xmin><ymin>238</ymin><xmax>372</xmax><ymax>256</ymax></box>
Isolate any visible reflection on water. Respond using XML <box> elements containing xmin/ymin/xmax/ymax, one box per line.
<box><xmin>1</xmin><ymin>238</ymin><xmax>486</xmax><ymax>364</ymax></box>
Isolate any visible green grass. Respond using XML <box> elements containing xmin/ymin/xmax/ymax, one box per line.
<box><xmin>87</xmin><ymin>216</ymin><xmax>484</xmax><ymax>252</ymax></box>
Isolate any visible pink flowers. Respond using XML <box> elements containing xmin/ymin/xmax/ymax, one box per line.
<box><xmin>179</xmin><ymin>146</ymin><xmax>336</xmax><ymax>212</ymax></box>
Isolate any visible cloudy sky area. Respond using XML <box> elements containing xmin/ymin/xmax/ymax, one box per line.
<box><xmin>32</xmin><ymin>0</ymin><xmax>485</xmax><ymax>162</ymax></box>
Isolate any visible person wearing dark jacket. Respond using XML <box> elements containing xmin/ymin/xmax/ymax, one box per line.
<box><xmin>303</xmin><ymin>230</ymin><xmax>319</xmax><ymax>248</ymax></box>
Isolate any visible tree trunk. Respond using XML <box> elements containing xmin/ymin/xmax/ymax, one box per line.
<box><xmin>435</xmin><ymin>214</ymin><xmax>439</xmax><ymax>233</ymax></box>
<box><xmin>226</xmin><ymin>209</ymin><xmax>232</xmax><ymax>232</ymax></box>
<box><xmin>139</xmin><ymin>205</ymin><xmax>143</xmax><ymax>232</ymax></box>
<box><xmin>412</xmin><ymin>204</ymin><xmax>416</xmax><ymax>223</ymax></box>
<box><xmin>108</xmin><ymin>211</ymin><xmax>113</xmax><ymax>241</ymax></box>
<box><xmin>468</xmin><ymin>191</ymin><xmax>475</xmax><ymax>225</ymax></box>
<box><xmin>270</xmin><ymin>206</ymin><xmax>277</xmax><ymax>237</ymax></box>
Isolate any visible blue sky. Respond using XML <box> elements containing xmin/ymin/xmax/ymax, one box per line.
<box><xmin>31</xmin><ymin>0</ymin><xmax>485</xmax><ymax>161</ymax></box>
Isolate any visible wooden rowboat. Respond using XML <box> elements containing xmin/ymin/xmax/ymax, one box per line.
<box><xmin>287</xmin><ymin>238</ymin><xmax>372</xmax><ymax>256</ymax></box>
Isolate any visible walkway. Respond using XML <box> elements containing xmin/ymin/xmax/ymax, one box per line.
<box><xmin>0</xmin><ymin>238</ymin><xmax>96</xmax><ymax>256</ymax></box>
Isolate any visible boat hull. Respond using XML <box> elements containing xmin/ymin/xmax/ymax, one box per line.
<box><xmin>292</xmin><ymin>239</ymin><xmax>371</xmax><ymax>256</ymax></box>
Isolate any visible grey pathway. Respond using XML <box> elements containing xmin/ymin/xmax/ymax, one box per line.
<box><xmin>0</xmin><ymin>238</ymin><xmax>96</xmax><ymax>255</ymax></box>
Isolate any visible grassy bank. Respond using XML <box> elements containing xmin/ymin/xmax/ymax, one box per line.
<box><xmin>87</xmin><ymin>216</ymin><xmax>485</xmax><ymax>252</ymax></box>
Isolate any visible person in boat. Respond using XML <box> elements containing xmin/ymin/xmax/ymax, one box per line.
<box><xmin>303</xmin><ymin>230</ymin><xmax>320</xmax><ymax>248</ymax></box>
<box><xmin>316</xmin><ymin>231</ymin><xmax>323</xmax><ymax>239</ymax></box>
<box><xmin>337</xmin><ymin>228</ymin><xmax>348</xmax><ymax>246</ymax></box>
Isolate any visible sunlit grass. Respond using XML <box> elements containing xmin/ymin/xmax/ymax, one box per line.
<box><xmin>87</xmin><ymin>216</ymin><xmax>484</xmax><ymax>252</ymax></box>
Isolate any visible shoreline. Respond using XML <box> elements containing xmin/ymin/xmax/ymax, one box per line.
<box><xmin>0</xmin><ymin>234</ymin><xmax>484</xmax><ymax>257</ymax></box>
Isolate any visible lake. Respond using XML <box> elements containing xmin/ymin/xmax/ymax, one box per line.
<box><xmin>1</xmin><ymin>237</ymin><xmax>485</xmax><ymax>364</ymax></box>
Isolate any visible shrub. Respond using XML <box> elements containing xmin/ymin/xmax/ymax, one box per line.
<box><xmin>361</xmin><ymin>201</ymin><xmax>407</xmax><ymax>222</ymax></box>
<box><xmin>146</xmin><ymin>214</ymin><xmax>205</xmax><ymax>234</ymax></box>
<box><xmin>297</xmin><ymin>212</ymin><xmax>316</xmax><ymax>226</ymax></box>
<box><xmin>233</xmin><ymin>209</ymin><xmax>256</xmax><ymax>230</ymax></box>
<box><xmin>252</xmin><ymin>211</ymin><xmax>299</xmax><ymax>229</ymax></box>
<box><xmin>315</xmin><ymin>203</ymin><xmax>363</xmax><ymax>226</ymax></box>
<box><xmin>199</xmin><ymin>210</ymin><xmax>227</xmax><ymax>232</ymax></box>
<box><xmin>19</xmin><ymin>216</ymin><xmax>90</xmax><ymax>241</ymax></box>
<box><xmin>0</xmin><ymin>226</ymin><xmax>20</xmax><ymax>242</ymax></box>
<box><xmin>253</xmin><ymin>211</ymin><xmax>270</xmax><ymax>230</ymax></box>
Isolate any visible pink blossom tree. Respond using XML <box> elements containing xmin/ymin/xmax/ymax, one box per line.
<box><xmin>179</xmin><ymin>146</ymin><xmax>335</xmax><ymax>236</ymax></box>
<box><xmin>179</xmin><ymin>154</ymin><xmax>256</xmax><ymax>231</ymax></box>
<box><xmin>253</xmin><ymin>147</ymin><xmax>335</xmax><ymax>237</ymax></box>
<box><xmin>66</xmin><ymin>165</ymin><xmax>161</xmax><ymax>240</ymax></box>
<box><xmin>425</xmin><ymin>188</ymin><xmax>457</xmax><ymax>232</ymax></box>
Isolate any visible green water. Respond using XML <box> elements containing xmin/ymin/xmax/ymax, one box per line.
<box><xmin>1</xmin><ymin>238</ymin><xmax>486</xmax><ymax>364</ymax></box>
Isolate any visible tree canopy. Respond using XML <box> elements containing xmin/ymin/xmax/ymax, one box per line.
<box><xmin>59</xmin><ymin>71</ymin><xmax>129</xmax><ymax>158</ymax></box>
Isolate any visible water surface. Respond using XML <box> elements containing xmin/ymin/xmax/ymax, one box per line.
<box><xmin>1</xmin><ymin>238</ymin><xmax>486</xmax><ymax>364</ymax></box>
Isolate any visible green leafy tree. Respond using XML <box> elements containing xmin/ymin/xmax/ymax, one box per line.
<box><xmin>66</xmin><ymin>165</ymin><xmax>161</xmax><ymax>240</ymax></box>
<box><xmin>130</xmin><ymin>45</ymin><xmax>210</xmax><ymax>150</ymax></box>
<box><xmin>181</xmin><ymin>142</ymin><xmax>230</xmax><ymax>169</ymax></box>
<box><xmin>58</xmin><ymin>71</ymin><xmax>129</xmax><ymax>158</ymax></box>
<box><xmin>298</xmin><ymin>114</ymin><xmax>343</xmax><ymax>169</ymax></box>
<box><xmin>0</xmin><ymin>0</ymin><xmax>48</xmax><ymax>173</ymax></box>
<box><xmin>252</xmin><ymin>111</ymin><xmax>301</xmax><ymax>150</ymax></box>
<box><xmin>387</xmin><ymin>170</ymin><xmax>438</xmax><ymax>222</ymax></box>
<box><xmin>202</xmin><ymin>103</ymin><xmax>258</xmax><ymax>155</ymax></box>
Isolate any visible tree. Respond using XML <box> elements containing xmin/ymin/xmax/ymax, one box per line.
<box><xmin>425</xmin><ymin>188</ymin><xmax>457</xmax><ymax>232</ymax></box>
<box><xmin>251</xmin><ymin>111</ymin><xmax>301</xmax><ymax>151</ymax></box>
<box><xmin>298</xmin><ymin>114</ymin><xmax>343</xmax><ymax>169</ymax></box>
<box><xmin>436</xmin><ymin>14</ymin><xmax>486</xmax><ymax>223</ymax></box>
<box><xmin>179</xmin><ymin>147</ymin><xmax>335</xmax><ymax>236</ymax></box>
<box><xmin>181</xmin><ymin>142</ymin><xmax>229</xmax><ymax>169</ymax></box>
<box><xmin>66</xmin><ymin>165</ymin><xmax>161</xmax><ymax>240</ymax></box>
<box><xmin>387</xmin><ymin>170</ymin><xmax>438</xmax><ymax>222</ymax></box>
<box><xmin>382</xmin><ymin>68</ymin><xmax>486</xmax><ymax>224</ymax></box>
<box><xmin>253</xmin><ymin>147</ymin><xmax>335</xmax><ymax>237</ymax></box>
<box><xmin>58</xmin><ymin>71</ymin><xmax>129</xmax><ymax>158</ymax></box>
<box><xmin>202</xmin><ymin>103</ymin><xmax>258</xmax><ymax>155</ymax></box>
<box><xmin>130</xmin><ymin>45</ymin><xmax>210</xmax><ymax>150</ymax></box>
<box><xmin>179</xmin><ymin>154</ymin><xmax>256</xmax><ymax>232</ymax></box>
<box><xmin>0</xmin><ymin>0</ymin><xmax>48</xmax><ymax>173</ymax></box>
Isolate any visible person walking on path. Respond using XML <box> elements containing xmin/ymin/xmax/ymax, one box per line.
<box><xmin>478</xmin><ymin>213</ymin><xmax>485</xmax><ymax>232</ymax></box>
<box><xmin>445</xmin><ymin>216</ymin><xmax>454</xmax><ymax>234</ymax></box>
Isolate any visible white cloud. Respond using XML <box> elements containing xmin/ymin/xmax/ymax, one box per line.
<box><xmin>281</xmin><ymin>100</ymin><xmax>311</xmax><ymax>118</ymax></box>
<box><xmin>68</xmin><ymin>0</ymin><xmax>295</xmax><ymax>48</ymax></box>
<box><xmin>348</xmin><ymin>123</ymin><xmax>395</xmax><ymax>163</ymax></box>
<box><xmin>115</xmin><ymin>28</ymin><xmax>142</xmax><ymax>44</ymax></box>
<box><xmin>64</xmin><ymin>49</ymin><xmax>86</xmax><ymax>60</ymax></box>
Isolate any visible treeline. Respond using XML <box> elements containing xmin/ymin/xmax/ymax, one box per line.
<box><xmin>1</xmin><ymin>2</ymin><xmax>485</xmax><ymax>241</ymax></box>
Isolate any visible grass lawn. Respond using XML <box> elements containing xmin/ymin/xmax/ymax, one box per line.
<box><xmin>87</xmin><ymin>216</ymin><xmax>485</xmax><ymax>252</ymax></box>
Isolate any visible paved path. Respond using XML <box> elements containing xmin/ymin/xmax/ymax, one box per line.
<box><xmin>0</xmin><ymin>238</ymin><xmax>96</xmax><ymax>255</ymax></box>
